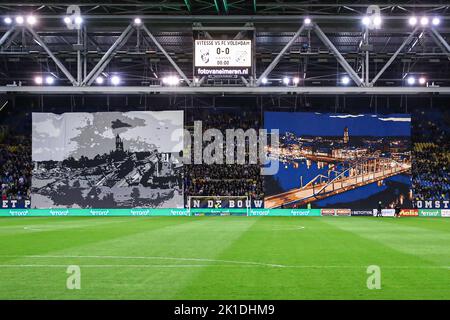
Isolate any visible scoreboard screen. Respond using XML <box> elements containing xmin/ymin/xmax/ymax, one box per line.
<box><xmin>194</xmin><ymin>39</ymin><xmax>252</xmax><ymax>77</ymax></box>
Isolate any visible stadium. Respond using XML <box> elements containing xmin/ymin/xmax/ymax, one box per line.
<box><xmin>0</xmin><ymin>0</ymin><xmax>449</xmax><ymax>309</ymax></box>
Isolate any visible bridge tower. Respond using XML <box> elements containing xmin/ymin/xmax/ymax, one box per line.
<box><xmin>343</xmin><ymin>127</ymin><xmax>349</xmax><ymax>144</ymax></box>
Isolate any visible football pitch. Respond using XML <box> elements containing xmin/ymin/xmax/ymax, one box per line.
<box><xmin>0</xmin><ymin>216</ymin><xmax>449</xmax><ymax>300</ymax></box>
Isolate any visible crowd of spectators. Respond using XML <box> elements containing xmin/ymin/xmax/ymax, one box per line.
<box><xmin>412</xmin><ymin>109</ymin><xmax>450</xmax><ymax>202</ymax></box>
<box><xmin>0</xmin><ymin>135</ymin><xmax>32</xmax><ymax>202</ymax></box>
<box><xmin>184</xmin><ymin>110</ymin><xmax>264</xmax><ymax>202</ymax></box>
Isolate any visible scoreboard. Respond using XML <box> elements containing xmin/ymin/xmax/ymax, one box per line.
<box><xmin>194</xmin><ymin>39</ymin><xmax>252</xmax><ymax>77</ymax></box>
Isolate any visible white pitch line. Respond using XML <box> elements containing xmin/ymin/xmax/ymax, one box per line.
<box><xmin>271</xmin><ymin>225</ymin><xmax>305</xmax><ymax>231</ymax></box>
<box><xmin>0</xmin><ymin>264</ymin><xmax>249</xmax><ymax>268</ymax></box>
<box><xmin>0</xmin><ymin>264</ymin><xmax>448</xmax><ymax>269</ymax></box>
<box><xmin>0</xmin><ymin>255</ymin><xmax>287</xmax><ymax>268</ymax></box>
<box><xmin>23</xmin><ymin>227</ymin><xmax>44</xmax><ymax>231</ymax></box>
<box><xmin>0</xmin><ymin>255</ymin><xmax>448</xmax><ymax>269</ymax></box>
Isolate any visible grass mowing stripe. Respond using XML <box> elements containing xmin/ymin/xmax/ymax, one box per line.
<box><xmin>176</xmin><ymin>217</ymin><xmax>449</xmax><ymax>299</ymax></box>
<box><xmin>322</xmin><ymin>217</ymin><xmax>450</xmax><ymax>267</ymax></box>
<box><xmin>0</xmin><ymin>217</ymin><xmax>448</xmax><ymax>299</ymax></box>
<box><xmin>0</xmin><ymin>217</ymin><xmax>258</xmax><ymax>299</ymax></box>
<box><xmin>0</xmin><ymin>217</ymin><xmax>195</xmax><ymax>264</ymax></box>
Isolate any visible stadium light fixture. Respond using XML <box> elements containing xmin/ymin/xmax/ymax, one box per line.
<box><xmin>261</xmin><ymin>77</ymin><xmax>268</xmax><ymax>84</ymax></box>
<box><xmin>341</xmin><ymin>76</ymin><xmax>350</xmax><ymax>85</ymax></box>
<box><xmin>15</xmin><ymin>16</ymin><xmax>24</xmax><ymax>25</ymax></box>
<box><xmin>45</xmin><ymin>76</ymin><xmax>54</xmax><ymax>85</ymax></box>
<box><xmin>362</xmin><ymin>16</ymin><xmax>370</xmax><ymax>26</ymax></box>
<box><xmin>34</xmin><ymin>76</ymin><xmax>43</xmax><ymax>85</ymax></box>
<box><xmin>373</xmin><ymin>16</ymin><xmax>382</xmax><ymax>27</ymax></box>
<box><xmin>420</xmin><ymin>17</ymin><xmax>429</xmax><ymax>26</ymax></box>
<box><xmin>283</xmin><ymin>77</ymin><xmax>290</xmax><ymax>85</ymax></box>
<box><xmin>4</xmin><ymin>17</ymin><xmax>12</xmax><ymax>25</ymax></box>
<box><xmin>95</xmin><ymin>76</ymin><xmax>104</xmax><ymax>85</ymax></box>
<box><xmin>432</xmin><ymin>17</ymin><xmax>441</xmax><ymax>26</ymax></box>
<box><xmin>407</xmin><ymin>76</ymin><xmax>416</xmax><ymax>85</ymax></box>
<box><xmin>26</xmin><ymin>15</ymin><xmax>37</xmax><ymax>26</ymax></box>
<box><xmin>74</xmin><ymin>16</ymin><xmax>83</xmax><ymax>26</ymax></box>
<box><xmin>111</xmin><ymin>75</ymin><xmax>121</xmax><ymax>86</ymax></box>
<box><xmin>162</xmin><ymin>76</ymin><xmax>180</xmax><ymax>86</ymax></box>
<box><xmin>409</xmin><ymin>17</ymin><xmax>418</xmax><ymax>26</ymax></box>
<box><xmin>419</xmin><ymin>77</ymin><xmax>426</xmax><ymax>85</ymax></box>
<box><xmin>304</xmin><ymin>18</ymin><xmax>311</xmax><ymax>25</ymax></box>
<box><xmin>63</xmin><ymin>16</ymin><xmax>71</xmax><ymax>25</ymax></box>
<box><xmin>293</xmin><ymin>77</ymin><xmax>300</xmax><ymax>85</ymax></box>
<box><xmin>134</xmin><ymin>18</ymin><xmax>142</xmax><ymax>25</ymax></box>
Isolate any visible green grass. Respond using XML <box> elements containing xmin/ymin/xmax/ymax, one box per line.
<box><xmin>0</xmin><ymin>216</ymin><xmax>449</xmax><ymax>299</ymax></box>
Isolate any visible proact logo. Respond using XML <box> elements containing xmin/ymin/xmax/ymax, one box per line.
<box><xmin>90</xmin><ymin>209</ymin><xmax>109</xmax><ymax>216</ymax></box>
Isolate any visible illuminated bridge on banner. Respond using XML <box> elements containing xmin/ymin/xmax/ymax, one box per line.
<box><xmin>265</xmin><ymin>157</ymin><xmax>411</xmax><ymax>209</ymax></box>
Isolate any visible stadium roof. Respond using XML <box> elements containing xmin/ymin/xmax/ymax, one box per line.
<box><xmin>0</xmin><ymin>1</ymin><xmax>449</xmax><ymax>94</ymax></box>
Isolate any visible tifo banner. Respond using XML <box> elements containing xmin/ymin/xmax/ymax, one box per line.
<box><xmin>264</xmin><ymin>112</ymin><xmax>412</xmax><ymax>210</ymax></box>
<box><xmin>31</xmin><ymin>111</ymin><xmax>184</xmax><ymax>209</ymax></box>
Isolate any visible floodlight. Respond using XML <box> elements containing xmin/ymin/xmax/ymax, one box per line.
<box><xmin>420</xmin><ymin>17</ymin><xmax>429</xmax><ymax>26</ymax></box>
<box><xmin>74</xmin><ymin>16</ymin><xmax>83</xmax><ymax>25</ymax></box>
<box><xmin>45</xmin><ymin>76</ymin><xmax>54</xmax><ymax>85</ymax></box>
<box><xmin>409</xmin><ymin>17</ymin><xmax>417</xmax><ymax>26</ymax></box>
<box><xmin>362</xmin><ymin>16</ymin><xmax>370</xmax><ymax>26</ymax></box>
<box><xmin>15</xmin><ymin>16</ymin><xmax>24</xmax><ymax>25</ymax></box>
<box><xmin>95</xmin><ymin>76</ymin><xmax>104</xmax><ymax>85</ymax></box>
<box><xmin>432</xmin><ymin>17</ymin><xmax>441</xmax><ymax>26</ymax></box>
<box><xmin>341</xmin><ymin>76</ymin><xmax>350</xmax><ymax>85</ymax></box>
<box><xmin>373</xmin><ymin>16</ymin><xmax>382</xmax><ymax>27</ymax></box>
<box><xmin>162</xmin><ymin>76</ymin><xmax>179</xmax><ymax>86</ymax></box>
<box><xmin>26</xmin><ymin>15</ymin><xmax>37</xmax><ymax>25</ymax></box>
<box><xmin>34</xmin><ymin>76</ymin><xmax>43</xmax><ymax>85</ymax></box>
<box><xmin>111</xmin><ymin>75</ymin><xmax>121</xmax><ymax>86</ymax></box>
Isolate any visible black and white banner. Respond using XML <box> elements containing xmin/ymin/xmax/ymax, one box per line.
<box><xmin>31</xmin><ymin>111</ymin><xmax>184</xmax><ymax>208</ymax></box>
